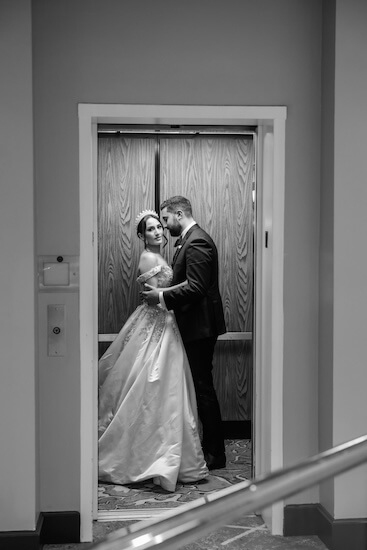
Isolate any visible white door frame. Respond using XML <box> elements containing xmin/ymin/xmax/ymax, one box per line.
<box><xmin>78</xmin><ymin>104</ymin><xmax>286</xmax><ymax>542</ymax></box>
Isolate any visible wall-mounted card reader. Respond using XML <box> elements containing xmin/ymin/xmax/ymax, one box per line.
<box><xmin>38</xmin><ymin>255</ymin><xmax>78</xmax><ymax>291</ymax></box>
<box><xmin>48</xmin><ymin>304</ymin><xmax>66</xmax><ymax>357</ymax></box>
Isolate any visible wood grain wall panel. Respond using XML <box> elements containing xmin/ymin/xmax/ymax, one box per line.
<box><xmin>98</xmin><ymin>134</ymin><xmax>254</xmax><ymax>421</ymax></box>
<box><xmin>97</xmin><ymin>137</ymin><xmax>155</xmax><ymax>334</ymax></box>
<box><xmin>213</xmin><ymin>341</ymin><xmax>253</xmax><ymax>420</ymax></box>
<box><xmin>160</xmin><ymin>137</ymin><xmax>254</xmax><ymax>420</ymax></box>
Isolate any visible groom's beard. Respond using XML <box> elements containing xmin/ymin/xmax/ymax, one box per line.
<box><xmin>168</xmin><ymin>220</ymin><xmax>181</xmax><ymax>237</ymax></box>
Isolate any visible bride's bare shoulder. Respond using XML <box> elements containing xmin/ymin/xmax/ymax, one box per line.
<box><xmin>138</xmin><ymin>250</ymin><xmax>169</xmax><ymax>274</ymax></box>
<box><xmin>138</xmin><ymin>250</ymin><xmax>158</xmax><ymax>274</ymax></box>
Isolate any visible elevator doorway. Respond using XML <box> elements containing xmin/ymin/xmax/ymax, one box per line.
<box><xmin>78</xmin><ymin>103</ymin><xmax>286</xmax><ymax>539</ymax></box>
<box><xmin>97</xmin><ymin>126</ymin><xmax>255</xmax><ymax>441</ymax></box>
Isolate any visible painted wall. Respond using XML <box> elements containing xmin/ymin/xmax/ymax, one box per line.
<box><xmin>0</xmin><ymin>0</ymin><xmax>38</xmax><ymax>531</ymax></box>
<box><xmin>319</xmin><ymin>0</ymin><xmax>367</xmax><ymax>519</ymax></box>
<box><xmin>319</xmin><ymin>0</ymin><xmax>335</xmax><ymax>515</ymax></box>
<box><xmin>31</xmin><ymin>0</ymin><xmax>322</xmax><ymax>511</ymax></box>
<box><xmin>333</xmin><ymin>0</ymin><xmax>367</xmax><ymax>519</ymax></box>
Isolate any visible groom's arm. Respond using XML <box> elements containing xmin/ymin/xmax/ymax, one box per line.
<box><xmin>142</xmin><ymin>236</ymin><xmax>213</xmax><ymax>308</ymax></box>
<box><xmin>163</xmin><ymin>237</ymin><xmax>213</xmax><ymax>310</ymax></box>
<box><xmin>141</xmin><ymin>279</ymin><xmax>189</xmax><ymax>307</ymax></box>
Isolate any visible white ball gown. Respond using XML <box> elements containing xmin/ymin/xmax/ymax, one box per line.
<box><xmin>98</xmin><ymin>264</ymin><xmax>209</xmax><ymax>492</ymax></box>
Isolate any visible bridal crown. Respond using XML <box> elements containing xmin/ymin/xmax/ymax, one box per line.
<box><xmin>135</xmin><ymin>209</ymin><xmax>159</xmax><ymax>229</ymax></box>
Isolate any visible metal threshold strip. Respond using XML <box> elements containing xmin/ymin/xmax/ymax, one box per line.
<box><xmin>89</xmin><ymin>435</ymin><xmax>367</xmax><ymax>550</ymax></box>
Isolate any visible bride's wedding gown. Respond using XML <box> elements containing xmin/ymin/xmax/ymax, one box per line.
<box><xmin>98</xmin><ymin>265</ymin><xmax>208</xmax><ymax>492</ymax></box>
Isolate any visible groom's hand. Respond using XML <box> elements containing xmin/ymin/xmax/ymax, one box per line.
<box><xmin>142</xmin><ymin>284</ymin><xmax>160</xmax><ymax>306</ymax></box>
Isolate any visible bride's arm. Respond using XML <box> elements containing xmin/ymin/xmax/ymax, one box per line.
<box><xmin>138</xmin><ymin>252</ymin><xmax>160</xmax><ymax>287</ymax></box>
<box><xmin>142</xmin><ymin>272</ymin><xmax>160</xmax><ymax>286</ymax></box>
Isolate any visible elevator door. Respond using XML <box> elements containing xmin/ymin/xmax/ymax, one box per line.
<box><xmin>97</xmin><ymin>132</ymin><xmax>255</xmax><ymax>435</ymax></box>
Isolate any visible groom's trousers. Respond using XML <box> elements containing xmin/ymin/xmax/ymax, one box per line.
<box><xmin>183</xmin><ymin>336</ymin><xmax>225</xmax><ymax>458</ymax></box>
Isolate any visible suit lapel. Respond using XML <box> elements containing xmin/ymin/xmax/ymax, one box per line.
<box><xmin>172</xmin><ymin>225</ymin><xmax>197</xmax><ymax>267</ymax></box>
<box><xmin>172</xmin><ymin>244</ymin><xmax>181</xmax><ymax>266</ymax></box>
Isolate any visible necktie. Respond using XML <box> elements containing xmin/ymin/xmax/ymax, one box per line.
<box><xmin>172</xmin><ymin>237</ymin><xmax>183</xmax><ymax>264</ymax></box>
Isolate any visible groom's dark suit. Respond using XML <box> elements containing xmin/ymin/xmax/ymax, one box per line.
<box><xmin>163</xmin><ymin>224</ymin><xmax>226</xmax><ymax>462</ymax></box>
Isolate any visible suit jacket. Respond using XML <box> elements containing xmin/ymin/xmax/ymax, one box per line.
<box><xmin>163</xmin><ymin>224</ymin><xmax>226</xmax><ymax>343</ymax></box>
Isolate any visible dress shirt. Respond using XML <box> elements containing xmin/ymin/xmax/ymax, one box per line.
<box><xmin>159</xmin><ymin>221</ymin><xmax>197</xmax><ymax>310</ymax></box>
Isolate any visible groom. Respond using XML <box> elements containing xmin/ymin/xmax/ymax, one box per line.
<box><xmin>143</xmin><ymin>195</ymin><xmax>226</xmax><ymax>470</ymax></box>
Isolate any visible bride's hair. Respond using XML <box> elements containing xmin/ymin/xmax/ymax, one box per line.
<box><xmin>137</xmin><ymin>214</ymin><xmax>168</xmax><ymax>248</ymax></box>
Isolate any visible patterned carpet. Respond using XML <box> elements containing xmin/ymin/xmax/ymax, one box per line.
<box><xmin>98</xmin><ymin>439</ymin><xmax>251</xmax><ymax>515</ymax></box>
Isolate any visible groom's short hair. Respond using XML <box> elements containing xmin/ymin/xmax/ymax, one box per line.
<box><xmin>161</xmin><ymin>196</ymin><xmax>192</xmax><ymax>216</ymax></box>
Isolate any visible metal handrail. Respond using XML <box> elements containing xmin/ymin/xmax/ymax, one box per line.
<box><xmin>89</xmin><ymin>434</ymin><xmax>367</xmax><ymax>550</ymax></box>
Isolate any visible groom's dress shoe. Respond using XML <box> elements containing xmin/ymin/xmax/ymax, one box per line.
<box><xmin>205</xmin><ymin>453</ymin><xmax>226</xmax><ymax>471</ymax></box>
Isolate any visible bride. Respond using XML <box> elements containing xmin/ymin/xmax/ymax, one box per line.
<box><xmin>98</xmin><ymin>209</ymin><xmax>209</xmax><ymax>492</ymax></box>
